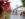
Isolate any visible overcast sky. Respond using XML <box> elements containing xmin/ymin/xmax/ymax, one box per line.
<box><xmin>8</xmin><ymin>0</ymin><xmax>23</xmax><ymax>10</ymax></box>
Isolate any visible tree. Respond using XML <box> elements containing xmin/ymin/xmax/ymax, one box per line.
<box><xmin>22</xmin><ymin>0</ymin><xmax>25</xmax><ymax>7</ymax></box>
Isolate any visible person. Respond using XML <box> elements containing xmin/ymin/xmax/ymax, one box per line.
<box><xmin>6</xmin><ymin>1</ymin><xmax>10</xmax><ymax>8</ymax></box>
<box><xmin>0</xmin><ymin>1</ymin><xmax>4</xmax><ymax>16</ymax></box>
<box><xmin>23</xmin><ymin>11</ymin><xmax>25</xmax><ymax>14</ymax></box>
<box><xmin>0</xmin><ymin>0</ymin><xmax>4</xmax><ymax>19</ymax></box>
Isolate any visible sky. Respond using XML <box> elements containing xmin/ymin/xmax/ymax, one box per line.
<box><xmin>9</xmin><ymin>0</ymin><xmax>23</xmax><ymax>10</ymax></box>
